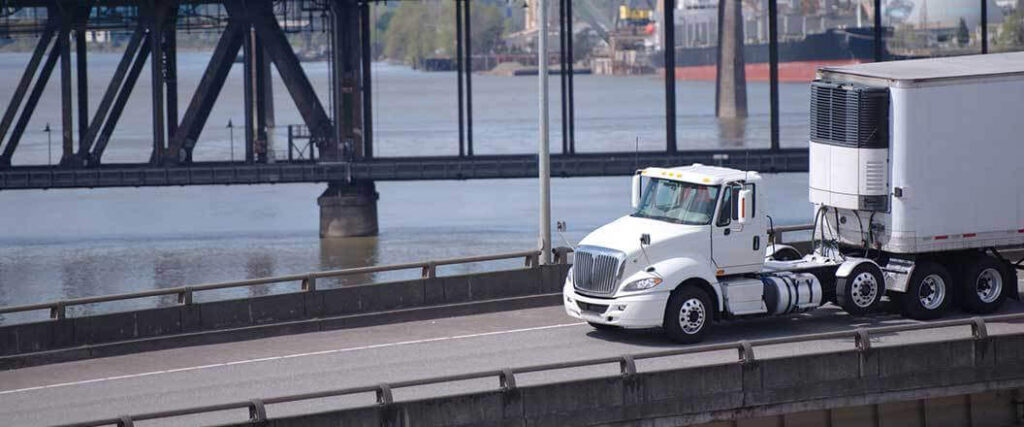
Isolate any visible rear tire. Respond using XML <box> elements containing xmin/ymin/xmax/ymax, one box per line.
<box><xmin>663</xmin><ymin>286</ymin><xmax>713</xmax><ymax>344</ymax></box>
<box><xmin>769</xmin><ymin>246</ymin><xmax>802</xmax><ymax>261</ymax></box>
<box><xmin>836</xmin><ymin>263</ymin><xmax>884</xmax><ymax>315</ymax></box>
<box><xmin>900</xmin><ymin>261</ymin><xmax>952</xmax><ymax>320</ymax></box>
<box><xmin>960</xmin><ymin>255</ymin><xmax>1008</xmax><ymax>314</ymax></box>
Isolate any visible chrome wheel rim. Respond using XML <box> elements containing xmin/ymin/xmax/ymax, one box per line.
<box><xmin>850</xmin><ymin>271</ymin><xmax>879</xmax><ymax>308</ymax></box>
<box><xmin>678</xmin><ymin>298</ymin><xmax>706</xmax><ymax>335</ymax></box>
<box><xmin>976</xmin><ymin>268</ymin><xmax>1003</xmax><ymax>304</ymax></box>
<box><xmin>918</xmin><ymin>274</ymin><xmax>946</xmax><ymax>310</ymax></box>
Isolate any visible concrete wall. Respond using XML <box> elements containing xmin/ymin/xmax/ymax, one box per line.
<box><xmin>235</xmin><ymin>334</ymin><xmax>1024</xmax><ymax>426</ymax></box>
<box><xmin>0</xmin><ymin>264</ymin><xmax>569</xmax><ymax>369</ymax></box>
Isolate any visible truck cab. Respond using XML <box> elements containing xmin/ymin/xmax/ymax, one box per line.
<box><xmin>564</xmin><ymin>164</ymin><xmax>772</xmax><ymax>342</ymax></box>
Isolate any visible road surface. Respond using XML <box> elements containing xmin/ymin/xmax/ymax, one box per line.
<box><xmin>2</xmin><ymin>298</ymin><xmax>1024</xmax><ymax>426</ymax></box>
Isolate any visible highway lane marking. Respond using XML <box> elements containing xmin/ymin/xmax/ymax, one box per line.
<box><xmin>0</xmin><ymin>321</ymin><xmax>587</xmax><ymax>396</ymax></box>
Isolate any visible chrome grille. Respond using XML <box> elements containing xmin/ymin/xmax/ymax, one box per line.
<box><xmin>573</xmin><ymin>246</ymin><xmax>625</xmax><ymax>295</ymax></box>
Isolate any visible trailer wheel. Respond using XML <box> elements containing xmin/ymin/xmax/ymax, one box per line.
<box><xmin>960</xmin><ymin>255</ymin><xmax>1008</xmax><ymax>314</ymax></box>
<box><xmin>836</xmin><ymin>263</ymin><xmax>884</xmax><ymax>315</ymax></box>
<box><xmin>663</xmin><ymin>287</ymin><xmax>712</xmax><ymax>344</ymax></box>
<box><xmin>900</xmin><ymin>261</ymin><xmax>952</xmax><ymax>320</ymax></box>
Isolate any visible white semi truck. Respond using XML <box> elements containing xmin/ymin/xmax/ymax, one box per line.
<box><xmin>564</xmin><ymin>52</ymin><xmax>1024</xmax><ymax>343</ymax></box>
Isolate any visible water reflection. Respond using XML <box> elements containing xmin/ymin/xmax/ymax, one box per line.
<box><xmin>245</xmin><ymin>253</ymin><xmax>276</xmax><ymax>297</ymax></box>
<box><xmin>319</xmin><ymin>236</ymin><xmax>380</xmax><ymax>288</ymax></box>
<box><xmin>717</xmin><ymin>117</ymin><xmax>747</xmax><ymax>148</ymax></box>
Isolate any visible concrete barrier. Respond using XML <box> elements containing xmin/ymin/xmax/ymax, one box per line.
<box><xmin>0</xmin><ymin>264</ymin><xmax>569</xmax><ymax>370</ymax></box>
<box><xmin>225</xmin><ymin>333</ymin><xmax>1024</xmax><ymax>426</ymax></box>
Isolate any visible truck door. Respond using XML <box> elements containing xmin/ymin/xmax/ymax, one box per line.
<box><xmin>711</xmin><ymin>183</ymin><xmax>763</xmax><ymax>275</ymax></box>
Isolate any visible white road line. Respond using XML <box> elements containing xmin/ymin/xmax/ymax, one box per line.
<box><xmin>0</xmin><ymin>322</ymin><xmax>586</xmax><ymax>396</ymax></box>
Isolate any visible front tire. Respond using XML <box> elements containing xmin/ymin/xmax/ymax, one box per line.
<box><xmin>663</xmin><ymin>287</ymin><xmax>712</xmax><ymax>344</ymax></box>
<box><xmin>900</xmin><ymin>261</ymin><xmax>952</xmax><ymax>320</ymax></box>
<box><xmin>835</xmin><ymin>263</ymin><xmax>884</xmax><ymax>315</ymax></box>
<box><xmin>960</xmin><ymin>255</ymin><xmax>1008</xmax><ymax>314</ymax></box>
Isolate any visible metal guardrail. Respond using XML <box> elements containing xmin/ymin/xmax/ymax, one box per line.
<box><xmin>0</xmin><ymin>224</ymin><xmax>815</xmax><ymax>322</ymax></box>
<box><xmin>62</xmin><ymin>311</ymin><xmax>1024</xmax><ymax>427</ymax></box>
<box><xmin>0</xmin><ymin>250</ymin><xmax>551</xmax><ymax>321</ymax></box>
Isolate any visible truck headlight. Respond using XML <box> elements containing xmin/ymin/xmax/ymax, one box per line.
<box><xmin>622</xmin><ymin>277</ymin><xmax>662</xmax><ymax>292</ymax></box>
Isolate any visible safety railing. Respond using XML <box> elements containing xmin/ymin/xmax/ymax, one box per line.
<box><xmin>0</xmin><ymin>249</ymin><xmax>554</xmax><ymax>322</ymax></box>
<box><xmin>62</xmin><ymin>311</ymin><xmax>1024</xmax><ymax>427</ymax></box>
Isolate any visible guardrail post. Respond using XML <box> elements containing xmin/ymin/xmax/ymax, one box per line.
<box><xmin>302</xmin><ymin>274</ymin><xmax>317</xmax><ymax>292</ymax></box>
<box><xmin>500</xmin><ymin>369</ymin><xmax>517</xmax><ymax>392</ymax></box>
<box><xmin>525</xmin><ymin>253</ymin><xmax>539</xmax><ymax>268</ymax></box>
<box><xmin>971</xmin><ymin>317</ymin><xmax>988</xmax><ymax>339</ymax></box>
<box><xmin>117</xmin><ymin>415</ymin><xmax>134</xmax><ymax>427</ymax></box>
<box><xmin>376</xmin><ymin>383</ymin><xmax>394</xmax><ymax>406</ymax></box>
<box><xmin>177</xmin><ymin>287</ymin><xmax>193</xmax><ymax>305</ymax></box>
<box><xmin>854</xmin><ymin>328</ymin><xmax>876</xmax><ymax>378</ymax></box>
<box><xmin>737</xmin><ymin>340</ymin><xmax>755</xmax><ymax>363</ymax></box>
<box><xmin>553</xmin><ymin>247</ymin><xmax>572</xmax><ymax>265</ymax></box>
<box><xmin>376</xmin><ymin>383</ymin><xmax>397</xmax><ymax>427</ymax></box>
<box><xmin>248</xmin><ymin>399</ymin><xmax>267</xmax><ymax>423</ymax></box>
<box><xmin>50</xmin><ymin>301</ymin><xmax>66</xmax><ymax>320</ymax></box>
<box><xmin>421</xmin><ymin>262</ymin><xmax>436</xmax><ymax>279</ymax></box>
<box><xmin>971</xmin><ymin>317</ymin><xmax>994</xmax><ymax>368</ymax></box>
<box><xmin>619</xmin><ymin>355</ymin><xmax>637</xmax><ymax>377</ymax></box>
<box><xmin>854</xmin><ymin>328</ymin><xmax>871</xmax><ymax>352</ymax></box>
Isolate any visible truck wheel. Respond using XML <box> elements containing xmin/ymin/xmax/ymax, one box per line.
<box><xmin>960</xmin><ymin>256</ymin><xmax>1008</xmax><ymax>314</ymax></box>
<box><xmin>900</xmin><ymin>261</ymin><xmax>952</xmax><ymax>320</ymax></box>
<box><xmin>835</xmin><ymin>263</ymin><xmax>884</xmax><ymax>315</ymax></box>
<box><xmin>663</xmin><ymin>287</ymin><xmax>712</xmax><ymax>344</ymax></box>
<box><xmin>768</xmin><ymin>246</ymin><xmax>802</xmax><ymax>261</ymax></box>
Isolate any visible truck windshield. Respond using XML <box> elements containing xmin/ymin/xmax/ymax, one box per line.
<box><xmin>632</xmin><ymin>178</ymin><xmax>720</xmax><ymax>225</ymax></box>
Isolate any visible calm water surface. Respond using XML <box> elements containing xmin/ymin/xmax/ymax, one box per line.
<box><xmin>0</xmin><ymin>51</ymin><xmax>815</xmax><ymax>322</ymax></box>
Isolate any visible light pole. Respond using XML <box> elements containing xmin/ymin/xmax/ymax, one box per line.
<box><xmin>227</xmin><ymin>119</ymin><xmax>235</xmax><ymax>162</ymax></box>
<box><xmin>44</xmin><ymin>123</ymin><xmax>52</xmax><ymax>166</ymax></box>
<box><xmin>537</xmin><ymin>0</ymin><xmax>551</xmax><ymax>264</ymax></box>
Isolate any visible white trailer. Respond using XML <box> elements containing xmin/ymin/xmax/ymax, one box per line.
<box><xmin>563</xmin><ymin>53</ymin><xmax>1024</xmax><ymax>343</ymax></box>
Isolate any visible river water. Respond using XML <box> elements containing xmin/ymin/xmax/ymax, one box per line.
<box><xmin>0</xmin><ymin>52</ymin><xmax>815</xmax><ymax>321</ymax></box>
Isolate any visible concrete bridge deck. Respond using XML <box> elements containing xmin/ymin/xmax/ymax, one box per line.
<box><xmin>3</xmin><ymin>301</ymin><xmax>1024</xmax><ymax>426</ymax></box>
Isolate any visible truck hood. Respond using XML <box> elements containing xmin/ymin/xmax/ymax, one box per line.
<box><xmin>578</xmin><ymin>215</ymin><xmax>707</xmax><ymax>259</ymax></box>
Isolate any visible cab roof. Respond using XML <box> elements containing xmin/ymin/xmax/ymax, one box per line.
<box><xmin>640</xmin><ymin>164</ymin><xmax>760</xmax><ymax>185</ymax></box>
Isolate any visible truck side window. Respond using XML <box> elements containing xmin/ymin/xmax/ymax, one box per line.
<box><xmin>716</xmin><ymin>188</ymin><xmax>732</xmax><ymax>227</ymax></box>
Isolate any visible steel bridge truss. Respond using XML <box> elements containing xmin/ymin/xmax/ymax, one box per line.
<box><xmin>0</xmin><ymin>0</ymin><xmax>370</xmax><ymax>170</ymax></box>
<box><xmin>0</xmin><ymin>0</ymin><xmax>871</xmax><ymax>190</ymax></box>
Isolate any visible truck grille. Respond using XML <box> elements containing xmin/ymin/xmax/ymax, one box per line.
<box><xmin>573</xmin><ymin>246</ymin><xmax>626</xmax><ymax>296</ymax></box>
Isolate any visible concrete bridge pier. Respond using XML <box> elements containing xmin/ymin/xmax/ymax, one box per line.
<box><xmin>716</xmin><ymin>0</ymin><xmax>748</xmax><ymax>119</ymax></box>
<box><xmin>318</xmin><ymin>181</ymin><xmax>379</xmax><ymax>238</ymax></box>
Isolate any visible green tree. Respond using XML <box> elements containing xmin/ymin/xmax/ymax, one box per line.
<box><xmin>383</xmin><ymin>3</ymin><xmax>442</xmax><ymax>65</ymax></box>
<box><xmin>956</xmin><ymin>17</ymin><xmax>970</xmax><ymax>45</ymax></box>
<box><xmin>382</xmin><ymin>0</ymin><xmax>510</xmax><ymax>65</ymax></box>
<box><xmin>997</xmin><ymin>9</ymin><xmax>1024</xmax><ymax>49</ymax></box>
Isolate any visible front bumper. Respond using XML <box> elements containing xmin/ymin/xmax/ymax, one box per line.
<box><xmin>563</xmin><ymin>282</ymin><xmax>668</xmax><ymax>329</ymax></box>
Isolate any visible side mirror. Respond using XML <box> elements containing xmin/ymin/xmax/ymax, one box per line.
<box><xmin>737</xmin><ymin>188</ymin><xmax>753</xmax><ymax>224</ymax></box>
<box><xmin>630</xmin><ymin>173</ymin><xmax>642</xmax><ymax>209</ymax></box>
